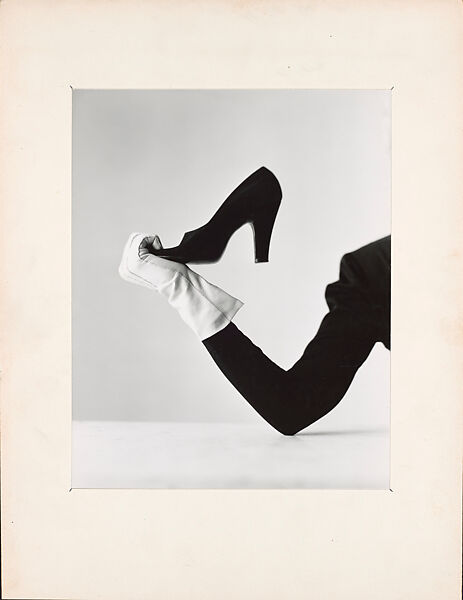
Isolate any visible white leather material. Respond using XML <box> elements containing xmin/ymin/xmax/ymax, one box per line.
<box><xmin>119</xmin><ymin>232</ymin><xmax>244</xmax><ymax>340</ymax></box>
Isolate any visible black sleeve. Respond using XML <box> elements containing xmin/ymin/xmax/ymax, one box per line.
<box><xmin>202</xmin><ymin>252</ymin><xmax>380</xmax><ymax>435</ymax></box>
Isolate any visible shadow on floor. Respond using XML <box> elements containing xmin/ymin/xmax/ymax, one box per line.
<box><xmin>297</xmin><ymin>428</ymin><xmax>389</xmax><ymax>437</ymax></box>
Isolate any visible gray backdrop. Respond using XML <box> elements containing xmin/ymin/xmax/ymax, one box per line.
<box><xmin>72</xmin><ymin>89</ymin><xmax>390</xmax><ymax>427</ymax></box>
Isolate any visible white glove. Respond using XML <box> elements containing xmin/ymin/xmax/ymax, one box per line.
<box><xmin>119</xmin><ymin>232</ymin><xmax>182</xmax><ymax>290</ymax></box>
<box><xmin>118</xmin><ymin>232</ymin><xmax>244</xmax><ymax>340</ymax></box>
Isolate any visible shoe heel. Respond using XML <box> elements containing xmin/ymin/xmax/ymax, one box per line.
<box><xmin>252</xmin><ymin>202</ymin><xmax>280</xmax><ymax>263</ymax></box>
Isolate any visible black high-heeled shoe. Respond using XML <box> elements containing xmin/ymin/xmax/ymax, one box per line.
<box><xmin>151</xmin><ymin>166</ymin><xmax>282</xmax><ymax>264</ymax></box>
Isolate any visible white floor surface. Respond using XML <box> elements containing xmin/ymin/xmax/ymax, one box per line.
<box><xmin>72</xmin><ymin>420</ymin><xmax>390</xmax><ymax>489</ymax></box>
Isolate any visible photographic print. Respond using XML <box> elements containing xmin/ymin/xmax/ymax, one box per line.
<box><xmin>71</xmin><ymin>89</ymin><xmax>391</xmax><ymax>489</ymax></box>
<box><xmin>3</xmin><ymin>1</ymin><xmax>462</xmax><ymax>598</ymax></box>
